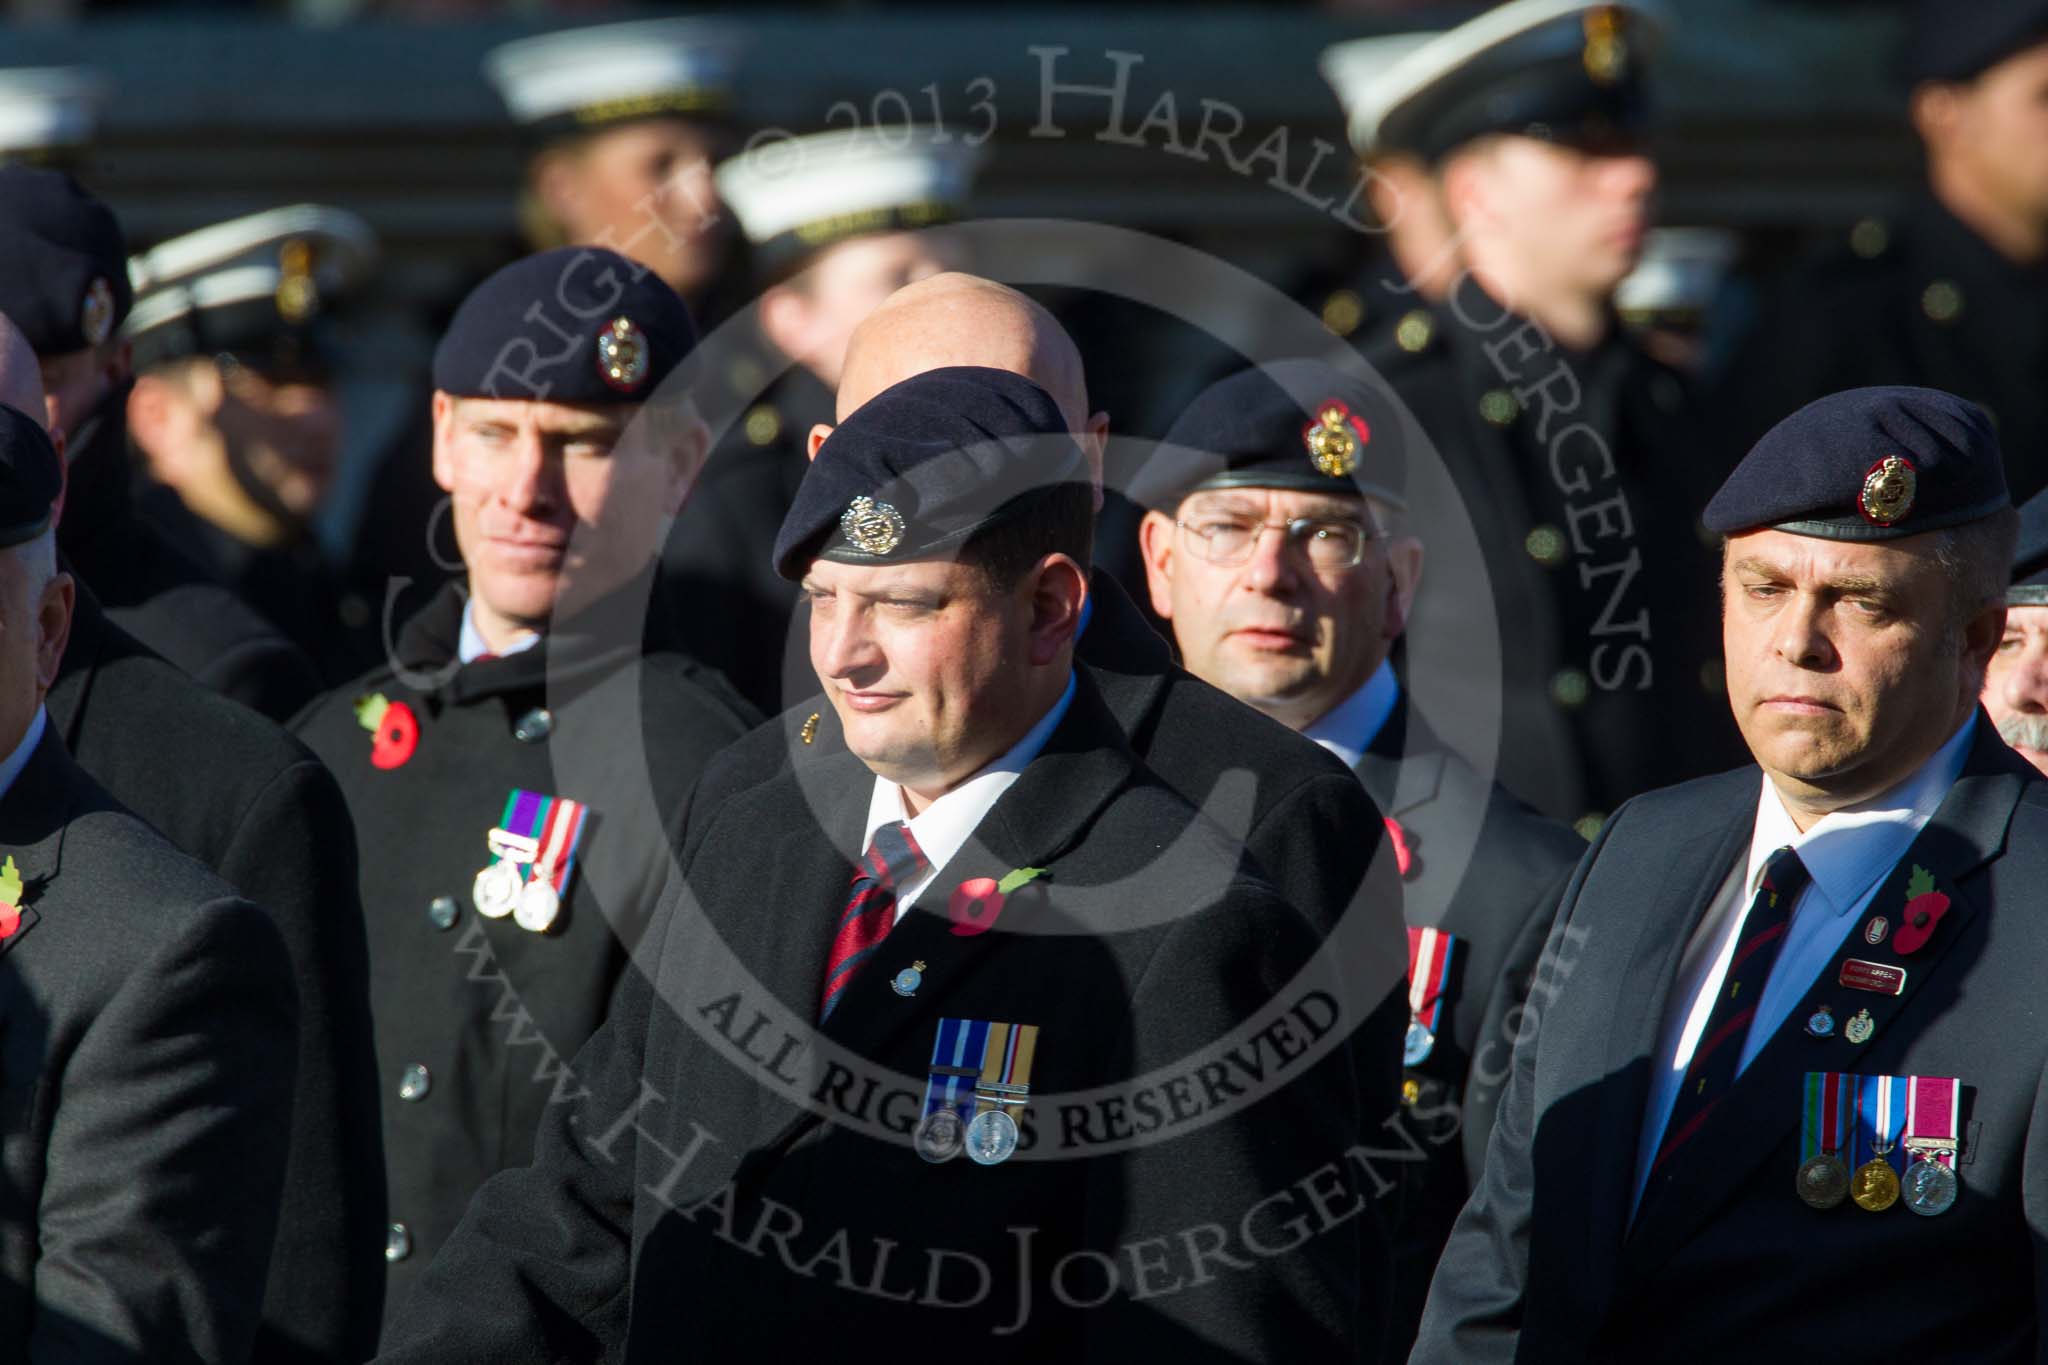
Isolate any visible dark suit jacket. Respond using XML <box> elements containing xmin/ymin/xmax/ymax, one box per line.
<box><xmin>1414</xmin><ymin>717</ymin><xmax>2048</xmax><ymax>1362</ymax></box>
<box><xmin>1353</xmin><ymin>700</ymin><xmax>1582</xmax><ymax>1353</ymax></box>
<box><xmin>0</xmin><ymin>726</ymin><xmax>297</xmax><ymax>1363</ymax></box>
<box><xmin>376</xmin><ymin>671</ymin><xmax>1372</xmax><ymax>1362</ymax></box>
<box><xmin>49</xmin><ymin>583</ymin><xmax>386</xmax><ymax>1365</ymax></box>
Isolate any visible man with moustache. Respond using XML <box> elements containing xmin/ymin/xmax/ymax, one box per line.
<box><xmin>1416</xmin><ymin>387</ymin><xmax>2048</xmax><ymax>1360</ymax></box>
<box><xmin>1362</xmin><ymin>0</ymin><xmax>1736</xmax><ymax>832</ymax></box>
<box><xmin>375</xmin><ymin>366</ymin><xmax>1372</xmax><ymax>1362</ymax></box>
<box><xmin>1980</xmin><ymin>487</ymin><xmax>2048</xmax><ymax>772</ymax></box>
<box><xmin>1130</xmin><ymin>358</ymin><xmax>1584</xmax><ymax>1354</ymax></box>
<box><xmin>292</xmin><ymin>248</ymin><xmax>757</xmax><ymax>1338</ymax></box>
<box><xmin>0</xmin><ymin>401</ymin><xmax>299</xmax><ymax>1363</ymax></box>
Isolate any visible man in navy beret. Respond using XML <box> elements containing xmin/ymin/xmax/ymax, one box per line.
<box><xmin>1133</xmin><ymin>357</ymin><xmax>1585</xmax><ymax>1355</ymax></box>
<box><xmin>0</xmin><ymin>165</ymin><xmax>319</xmax><ymax>718</ymax></box>
<box><xmin>1719</xmin><ymin>0</ymin><xmax>2048</xmax><ymax>500</ymax></box>
<box><xmin>291</xmin><ymin>247</ymin><xmax>758</xmax><ymax>1341</ymax></box>
<box><xmin>1419</xmin><ymin>386</ymin><xmax>2048</xmax><ymax>1359</ymax></box>
<box><xmin>376</xmin><ymin>364</ymin><xmax>1377</xmax><ymax>1362</ymax></box>
<box><xmin>1980</xmin><ymin>485</ymin><xmax>2048</xmax><ymax>773</ymax></box>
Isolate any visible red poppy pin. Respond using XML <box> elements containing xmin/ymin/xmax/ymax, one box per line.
<box><xmin>0</xmin><ymin>856</ymin><xmax>23</xmax><ymax>939</ymax></box>
<box><xmin>1890</xmin><ymin>864</ymin><xmax>1949</xmax><ymax>955</ymax></box>
<box><xmin>1384</xmin><ymin>816</ymin><xmax>1414</xmax><ymax>879</ymax></box>
<box><xmin>354</xmin><ymin>693</ymin><xmax>419</xmax><ymax>770</ymax></box>
<box><xmin>947</xmin><ymin>866</ymin><xmax>1046</xmax><ymax>937</ymax></box>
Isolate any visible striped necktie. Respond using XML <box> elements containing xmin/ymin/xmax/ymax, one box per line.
<box><xmin>819</xmin><ymin>821</ymin><xmax>928</xmax><ymax>1022</ymax></box>
<box><xmin>1645</xmin><ymin>844</ymin><xmax>1813</xmax><ymax>1196</ymax></box>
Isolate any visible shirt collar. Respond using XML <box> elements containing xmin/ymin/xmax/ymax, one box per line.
<box><xmin>1745</xmin><ymin>713</ymin><xmax>1979</xmax><ymax>915</ymax></box>
<box><xmin>1303</xmin><ymin>660</ymin><xmax>1400</xmax><ymax>771</ymax></box>
<box><xmin>458</xmin><ymin>597</ymin><xmax>542</xmax><ymax>666</ymax></box>
<box><xmin>0</xmin><ymin>706</ymin><xmax>45</xmax><ymax>805</ymax></box>
<box><xmin>863</xmin><ymin>671</ymin><xmax>1077</xmax><ymax>893</ymax></box>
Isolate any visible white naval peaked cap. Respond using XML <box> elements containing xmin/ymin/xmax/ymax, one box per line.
<box><xmin>1318</xmin><ymin>32</ymin><xmax>1442</xmax><ymax>156</ymax></box>
<box><xmin>125</xmin><ymin>204</ymin><xmax>379</xmax><ymax>371</ymax></box>
<box><xmin>0</xmin><ymin>68</ymin><xmax>108</xmax><ymax>157</ymax></box>
<box><xmin>484</xmin><ymin>19</ymin><xmax>741</xmax><ymax>133</ymax></box>
<box><xmin>715</xmin><ymin>128</ymin><xmax>984</xmax><ymax>261</ymax></box>
<box><xmin>1323</xmin><ymin>0</ymin><xmax>1667</xmax><ymax>163</ymax></box>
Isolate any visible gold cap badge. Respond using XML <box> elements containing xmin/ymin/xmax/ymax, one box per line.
<box><xmin>1302</xmin><ymin>400</ymin><xmax>1368</xmax><ymax>479</ymax></box>
<box><xmin>1583</xmin><ymin>6</ymin><xmax>1628</xmax><ymax>86</ymax></box>
<box><xmin>595</xmin><ymin>316</ymin><xmax>649</xmax><ymax>392</ymax></box>
<box><xmin>80</xmin><ymin>277</ymin><xmax>114</xmax><ymax>347</ymax></box>
<box><xmin>1858</xmin><ymin>454</ymin><xmax>1917</xmax><ymax>526</ymax></box>
<box><xmin>275</xmin><ymin>238</ymin><xmax>321</xmax><ymax>324</ymax></box>
<box><xmin>840</xmin><ymin>495</ymin><xmax>906</xmax><ymax>556</ymax></box>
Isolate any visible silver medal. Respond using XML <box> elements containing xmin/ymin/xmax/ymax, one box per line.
<box><xmin>915</xmin><ymin>1109</ymin><xmax>964</xmax><ymax>1163</ymax></box>
<box><xmin>515</xmin><ymin>877</ymin><xmax>561</xmax><ymax>933</ymax></box>
<box><xmin>473</xmin><ymin>860</ymin><xmax>521</xmax><ymax>919</ymax></box>
<box><xmin>1903</xmin><ymin>1157</ymin><xmax>1958</xmax><ymax>1217</ymax></box>
<box><xmin>1404</xmin><ymin>1017</ymin><xmax>1435</xmax><ymax>1067</ymax></box>
<box><xmin>965</xmin><ymin>1109</ymin><xmax>1020</xmax><ymax>1166</ymax></box>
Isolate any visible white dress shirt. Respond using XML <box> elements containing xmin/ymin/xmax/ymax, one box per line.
<box><xmin>861</xmin><ymin>673</ymin><xmax>1076</xmax><ymax>920</ymax></box>
<box><xmin>458</xmin><ymin>599</ymin><xmax>542</xmax><ymax>665</ymax></box>
<box><xmin>1303</xmin><ymin>660</ymin><xmax>1401</xmax><ymax>771</ymax></box>
<box><xmin>0</xmin><ymin>704</ymin><xmax>46</xmax><ymax>802</ymax></box>
<box><xmin>1632</xmin><ymin>714</ymin><xmax>1978</xmax><ymax>1209</ymax></box>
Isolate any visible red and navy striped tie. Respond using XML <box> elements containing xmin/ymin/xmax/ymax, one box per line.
<box><xmin>819</xmin><ymin>821</ymin><xmax>928</xmax><ymax>1022</ymax></box>
<box><xmin>1646</xmin><ymin>844</ymin><xmax>1813</xmax><ymax>1191</ymax></box>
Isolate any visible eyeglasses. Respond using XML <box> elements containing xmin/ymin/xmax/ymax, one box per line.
<box><xmin>1175</xmin><ymin>515</ymin><xmax>1382</xmax><ymax>571</ymax></box>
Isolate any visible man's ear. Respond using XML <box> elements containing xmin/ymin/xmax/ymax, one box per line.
<box><xmin>1909</xmin><ymin>81</ymin><xmax>1963</xmax><ymax>154</ymax></box>
<box><xmin>1137</xmin><ymin>508</ymin><xmax>1178</xmax><ymax>621</ymax></box>
<box><xmin>1383</xmin><ymin>535</ymin><xmax>1425</xmax><ymax>641</ymax></box>
<box><xmin>1025</xmin><ymin>553</ymin><xmax>1089</xmax><ymax>666</ymax></box>
<box><xmin>808</xmin><ymin>422</ymin><xmax>833</xmax><ymax>460</ymax></box>
<box><xmin>663</xmin><ymin>413</ymin><xmax>711</xmax><ymax>517</ymax></box>
<box><xmin>34</xmin><ymin>568</ymin><xmax>73</xmax><ymax>699</ymax></box>
<box><xmin>1962</xmin><ymin>598</ymin><xmax>2008</xmax><ymax>690</ymax></box>
<box><xmin>531</xmin><ymin>149</ymin><xmax>583</xmax><ymax>231</ymax></box>
<box><xmin>429</xmin><ymin>391</ymin><xmax>459</xmax><ymax>495</ymax></box>
<box><xmin>758</xmin><ymin>283</ymin><xmax>813</xmax><ymax>366</ymax></box>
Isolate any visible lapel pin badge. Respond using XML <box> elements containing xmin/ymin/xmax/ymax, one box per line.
<box><xmin>891</xmin><ymin>960</ymin><xmax>927</xmax><ymax>998</ymax></box>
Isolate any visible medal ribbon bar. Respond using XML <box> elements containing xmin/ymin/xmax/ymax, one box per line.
<box><xmin>1406</xmin><ymin>927</ymin><xmax>1456</xmax><ymax>1035</ymax></box>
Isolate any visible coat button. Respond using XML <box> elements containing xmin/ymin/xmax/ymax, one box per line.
<box><xmin>513</xmin><ymin>708</ymin><xmax>553</xmax><ymax>743</ymax></box>
<box><xmin>1573</xmin><ymin>812</ymin><xmax>1607</xmax><ymax>841</ymax></box>
<box><xmin>386</xmin><ymin>1223</ymin><xmax>411</xmax><ymax>1262</ymax></box>
<box><xmin>398</xmin><ymin>1064</ymin><xmax>432</xmax><ymax>1102</ymax></box>
<box><xmin>427</xmin><ymin>895</ymin><xmax>458</xmax><ymax>931</ymax></box>
<box><xmin>1922</xmin><ymin>280</ymin><xmax>1963</xmax><ymax>324</ymax></box>
<box><xmin>1549</xmin><ymin>668</ymin><xmax>1590</xmax><ymax>710</ymax></box>
<box><xmin>744</xmin><ymin>403</ymin><xmax>782</xmax><ymax>447</ymax></box>
<box><xmin>1321</xmin><ymin>289</ymin><xmax>1364</xmax><ymax>337</ymax></box>
<box><xmin>1479</xmin><ymin>389</ymin><xmax>1519</xmax><ymax>426</ymax></box>
<box><xmin>1849</xmin><ymin>217</ymin><xmax>1889</xmax><ymax>259</ymax></box>
<box><xmin>1524</xmin><ymin>524</ymin><xmax>1567</xmax><ymax>567</ymax></box>
<box><xmin>1395</xmin><ymin>309</ymin><xmax>1434</xmax><ymax>353</ymax></box>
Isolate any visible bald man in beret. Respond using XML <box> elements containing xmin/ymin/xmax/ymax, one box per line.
<box><xmin>1418</xmin><ymin>387</ymin><xmax>2048</xmax><ymax>1361</ymax></box>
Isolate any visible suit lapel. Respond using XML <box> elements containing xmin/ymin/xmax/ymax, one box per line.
<box><xmin>1620</xmin><ymin>725</ymin><xmax>2024</xmax><ymax>1278</ymax></box>
<box><xmin>1353</xmin><ymin>698</ymin><xmax>1448</xmax><ymax>822</ymax></box>
<box><xmin>0</xmin><ymin>728</ymin><xmax>85</xmax><ymax>957</ymax></box>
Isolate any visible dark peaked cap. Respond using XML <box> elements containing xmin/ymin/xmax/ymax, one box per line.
<box><xmin>1902</xmin><ymin>0</ymin><xmax>2048</xmax><ymax>84</ymax></box>
<box><xmin>1135</xmin><ymin>357</ymin><xmax>1407</xmax><ymax>512</ymax></box>
<box><xmin>2009</xmin><ymin>487</ymin><xmax>2048</xmax><ymax>604</ymax></box>
<box><xmin>1704</xmin><ymin>386</ymin><xmax>2008</xmax><ymax>543</ymax></box>
<box><xmin>773</xmin><ymin>366</ymin><xmax>1089</xmax><ymax>581</ymax></box>
<box><xmin>0</xmin><ymin>403</ymin><xmax>63</xmax><ymax>548</ymax></box>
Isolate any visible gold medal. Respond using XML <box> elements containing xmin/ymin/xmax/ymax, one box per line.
<box><xmin>1851</xmin><ymin>1150</ymin><xmax>1900</xmax><ymax>1212</ymax></box>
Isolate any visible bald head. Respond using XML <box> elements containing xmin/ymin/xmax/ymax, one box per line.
<box><xmin>0</xmin><ymin>315</ymin><xmax>46</xmax><ymax>431</ymax></box>
<box><xmin>836</xmin><ymin>273</ymin><xmax>1090</xmax><ymax>429</ymax></box>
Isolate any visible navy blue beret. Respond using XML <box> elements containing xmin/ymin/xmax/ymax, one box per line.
<box><xmin>1902</xmin><ymin>0</ymin><xmax>2048</xmax><ymax>84</ymax></box>
<box><xmin>2010</xmin><ymin>487</ymin><xmax>2048</xmax><ymax>603</ymax></box>
<box><xmin>431</xmin><ymin>246</ymin><xmax>698</xmax><ymax>403</ymax></box>
<box><xmin>0</xmin><ymin>404</ymin><xmax>62</xmax><ymax>548</ymax></box>
<box><xmin>1135</xmin><ymin>358</ymin><xmax>1407</xmax><ymax>513</ymax></box>
<box><xmin>1704</xmin><ymin>387</ymin><xmax>2008</xmax><ymax>542</ymax></box>
<box><xmin>772</xmin><ymin>366</ymin><xmax>1089</xmax><ymax>581</ymax></box>
<box><xmin>0</xmin><ymin>167</ymin><xmax>131</xmax><ymax>356</ymax></box>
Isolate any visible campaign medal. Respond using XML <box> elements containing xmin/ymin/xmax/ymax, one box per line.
<box><xmin>1844</xmin><ymin>1008</ymin><xmax>1875</xmax><ymax>1046</ymax></box>
<box><xmin>1850</xmin><ymin>1074</ymin><xmax>1905</xmax><ymax>1212</ymax></box>
<box><xmin>1795</xmin><ymin>1071</ymin><xmax>1851</xmax><ymax>1209</ymax></box>
<box><xmin>890</xmin><ymin>960</ymin><xmax>927</xmax><ymax>998</ymax></box>
<box><xmin>1804</xmin><ymin>1005</ymin><xmax>1835</xmax><ymax>1039</ymax></box>
<box><xmin>916</xmin><ymin>1017</ymin><xmax>989</xmax><ymax>1164</ymax></box>
<box><xmin>510</xmin><ymin>795</ymin><xmax>589</xmax><ymax>935</ymax></box>
<box><xmin>1902</xmin><ymin>1074</ymin><xmax>1962</xmax><ymax>1217</ymax></box>
<box><xmin>966</xmin><ymin>1020</ymin><xmax>1039</xmax><ymax>1167</ymax></box>
<box><xmin>1404</xmin><ymin>927</ymin><xmax>1457</xmax><ymax>1067</ymax></box>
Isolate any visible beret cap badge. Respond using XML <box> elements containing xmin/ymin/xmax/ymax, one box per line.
<box><xmin>840</xmin><ymin>495</ymin><xmax>906</xmax><ymax>556</ymax></box>
<box><xmin>79</xmin><ymin>277</ymin><xmax>114</xmax><ymax>347</ymax></box>
<box><xmin>1303</xmin><ymin>401</ymin><xmax>1366</xmax><ymax>479</ymax></box>
<box><xmin>1859</xmin><ymin>454</ymin><xmax>1918</xmax><ymax>527</ymax></box>
<box><xmin>595</xmin><ymin>316</ymin><xmax>649</xmax><ymax>393</ymax></box>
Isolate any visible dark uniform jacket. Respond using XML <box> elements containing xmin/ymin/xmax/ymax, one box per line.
<box><xmin>375</xmin><ymin>669</ymin><xmax>1370</xmax><ymax>1362</ymax></box>
<box><xmin>1366</xmin><ymin>277</ymin><xmax>1742</xmax><ymax>829</ymax></box>
<box><xmin>292</xmin><ymin>579</ymin><xmax>758</xmax><ymax>1336</ymax></box>
<box><xmin>0</xmin><ymin>725</ymin><xmax>297</xmax><ymax>1363</ymax></box>
<box><xmin>1415</xmin><ymin>719</ymin><xmax>2048</xmax><ymax>1362</ymax></box>
<box><xmin>48</xmin><ymin>582</ymin><xmax>387</xmax><ymax>1365</ymax></box>
<box><xmin>1717</xmin><ymin>193</ymin><xmax>2048</xmax><ymax>502</ymax></box>
<box><xmin>56</xmin><ymin>387</ymin><xmax>322</xmax><ymax>721</ymax></box>
<box><xmin>1351</xmin><ymin>698</ymin><xmax>1583</xmax><ymax>1356</ymax></box>
<box><xmin>660</xmin><ymin>366</ymin><xmax>825</xmax><ymax>716</ymax></box>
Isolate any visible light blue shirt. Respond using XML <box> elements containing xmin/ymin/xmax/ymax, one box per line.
<box><xmin>458</xmin><ymin>598</ymin><xmax>542</xmax><ymax>666</ymax></box>
<box><xmin>1633</xmin><ymin>714</ymin><xmax>1978</xmax><ymax>1209</ymax></box>
<box><xmin>0</xmin><ymin>705</ymin><xmax>46</xmax><ymax>802</ymax></box>
<box><xmin>1302</xmin><ymin>661</ymin><xmax>1401</xmax><ymax>770</ymax></box>
<box><xmin>862</xmin><ymin>671</ymin><xmax>1077</xmax><ymax>919</ymax></box>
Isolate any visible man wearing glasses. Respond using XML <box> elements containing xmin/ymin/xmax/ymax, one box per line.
<box><xmin>1131</xmin><ymin>358</ymin><xmax>1583</xmax><ymax>1358</ymax></box>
